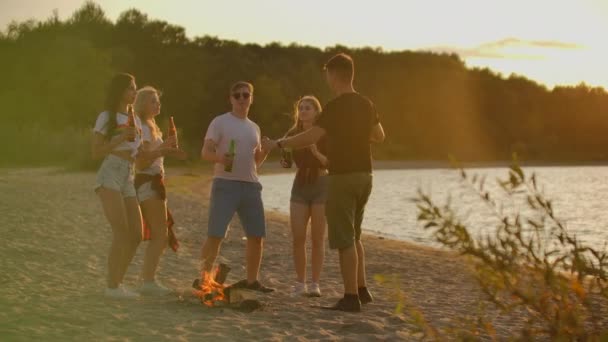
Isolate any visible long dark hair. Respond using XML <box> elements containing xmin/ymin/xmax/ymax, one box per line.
<box><xmin>103</xmin><ymin>73</ymin><xmax>135</xmax><ymax>138</ymax></box>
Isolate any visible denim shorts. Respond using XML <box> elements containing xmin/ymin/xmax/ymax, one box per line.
<box><xmin>290</xmin><ymin>176</ymin><xmax>328</xmax><ymax>205</ymax></box>
<box><xmin>136</xmin><ymin>181</ymin><xmax>161</xmax><ymax>202</ymax></box>
<box><xmin>95</xmin><ymin>154</ymin><xmax>136</xmax><ymax>197</ymax></box>
<box><xmin>207</xmin><ymin>178</ymin><xmax>266</xmax><ymax>238</ymax></box>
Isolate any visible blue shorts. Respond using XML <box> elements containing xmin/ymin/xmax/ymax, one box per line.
<box><xmin>207</xmin><ymin>178</ymin><xmax>266</xmax><ymax>238</ymax></box>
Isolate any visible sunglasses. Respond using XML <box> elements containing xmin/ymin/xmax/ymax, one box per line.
<box><xmin>232</xmin><ymin>92</ymin><xmax>251</xmax><ymax>100</ymax></box>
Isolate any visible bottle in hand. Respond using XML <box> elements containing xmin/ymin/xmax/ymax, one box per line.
<box><xmin>224</xmin><ymin>139</ymin><xmax>236</xmax><ymax>172</ymax></box>
<box><xmin>168</xmin><ymin>116</ymin><xmax>178</xmax><ymax>148</ymax></box>
<box><xmin>126</xmin><ymin>105</ymin><xmax>136</xmax><ymax>142</ymax></box>
<box><xmin>281</xmin><ymin>148</ymin><xmax>293</xmax><ymax>168</ymax></box>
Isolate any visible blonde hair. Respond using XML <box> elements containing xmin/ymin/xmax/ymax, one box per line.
<box><xmin>134</xmin><ymin>86</ymin><xmax>162</xmax><ymax>141</ymax></box>
<box><xmin>286</xmin><ymin>95</ymin><xmax>322</xmax><ymax>137</ymax></box>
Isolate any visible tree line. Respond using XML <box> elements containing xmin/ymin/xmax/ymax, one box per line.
<box><xmin>2</xmin><ymin>1</ymin><xmax>607</xmax><ymax>166</ymax></box>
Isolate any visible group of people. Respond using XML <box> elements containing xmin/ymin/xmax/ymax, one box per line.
<box><xmin>92</xmin><ymin>53</ymin><xmax>385</xmax><ymax>312</ymax></box>
<box><xmin>92</xmin><ymin>77</ymin><xmax>186</xmax><ymax>298</ymax></box>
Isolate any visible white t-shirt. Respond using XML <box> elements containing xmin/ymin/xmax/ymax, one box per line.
<box><xmin>93</xmin><ymin>111</ymin><xmax>142</xmax><ymax>157</ymax></box>
<box><xmin>138</xmin><ymin>122</ymin><xmax>164</xmax><ymax>175</ymax></box>
<box><xmin>204</xmin><ymin>112</ymin><xmax>261</xmax><ymax>183</ymax></box>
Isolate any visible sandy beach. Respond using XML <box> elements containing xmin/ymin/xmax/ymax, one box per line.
<box><xmin>0</xmin><ymin>166</ymin><xmax>582</xmax><ymax>341</ymax></box>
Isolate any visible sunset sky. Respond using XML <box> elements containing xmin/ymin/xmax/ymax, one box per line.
<box><xmin>1</xmin><ymin>0</ymin><xmax>607</xmax><ymax>89</ymax></box>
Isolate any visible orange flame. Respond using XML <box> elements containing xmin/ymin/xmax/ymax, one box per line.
<box><xmin>193</xmin><ymin>270</ymin><xmax>225</xmax><ymax>307</ymax></box>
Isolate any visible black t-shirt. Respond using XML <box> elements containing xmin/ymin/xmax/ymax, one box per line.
<box><xmin>316</xmin><ymin>92</ymin><xmax>379</xmax><ymax>175</ymax></box>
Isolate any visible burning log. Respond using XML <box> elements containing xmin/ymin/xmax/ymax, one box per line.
<box><xmin>192</xmin><ymin>263</ymin><xmax>231</xmax><ymax>288</ymax></box>
<box><xmin>191</xmin><ymin>263</ymin><xmax>262</xmax><ymax>312</ymax></box>
<box><xmin>192</xmin><ymin>271</ymin><xmax>225</xmax><ymax>306</ymax></box>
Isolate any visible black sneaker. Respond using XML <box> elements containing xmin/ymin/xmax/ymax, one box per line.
<box><xmin>227</xmin><ymin>279</ymin><xmax>248</xmax><ymax>289</ymax></box>
<box><xmin>324</xmin><ymin>297</ymin><xmax>361</xmax><ymax>312</ymax></box>
<box><xmin>229</xmin><ymin>279</ymin><xmax>275</xmax><ymax>293</ymax></box>
<box><xmin>246</xmin><ymin>280</ymin><xmax>275</xmax><ymax>293</ymax></box>
<box><xmin>358</xmin><ymin>287</ymin><xmax>373</xmax><ymax>304</ymax></box>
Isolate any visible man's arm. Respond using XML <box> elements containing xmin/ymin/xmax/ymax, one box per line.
<box><xmin>264</xmin><ymin>126</ymin><xmax>326</xmax><ymax>151</ymax></box>
<box><xmin>201</xmin><ymin>138</ymin><xmax>221</xmax><ymax>163</ymax></box>
<box><xmin>255</xmin><ymin>142</ymin><xmax>270</xmax><ymax>168</ymax></box>
<box><xmin>370</xmin><ymin>122</ymin><xmax>385</xmax><ymax>143</ymax></box>
<box><xmin>287</xmin><ymin>126</ymin><xmax>326</xmax><ymax>148</ymax></box>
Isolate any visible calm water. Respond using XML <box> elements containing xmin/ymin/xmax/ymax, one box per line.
<box><xmin>259</xmin><ymin>166</ymin><xmax>608</xmax><ymax>250</ymax></box>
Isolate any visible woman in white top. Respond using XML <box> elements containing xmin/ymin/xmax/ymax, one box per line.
<box><xmin>133</xmin><ymin>86</ymin><xmax>185</xmax><ymax>296</ymax></box>
<box><xmin>91</xmin><ymin>73</ymin><xmax>143</xmax><ymax>299</ymax></box>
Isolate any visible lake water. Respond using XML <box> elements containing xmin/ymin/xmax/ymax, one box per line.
<box><xmin>259</xmin><ymin>166</ymin><xmax>608</xmax><ymax>250</ymax></box>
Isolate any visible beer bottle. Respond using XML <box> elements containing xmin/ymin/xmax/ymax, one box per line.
<box><xmin>224</xmin><ymin>139</ymin><xmax>236</xmax><ymax>172</ymax></box>
<box><xmin>126</xmin><ymin>105</ymin><xmax>136</xmax><ymax>142</ymax></box>
<box><xmin>168</xmin><ymin>116</ymin><xmax>178</xmax><ymax>148</ymax></box>
<box><xmin>281</xmin><ymin>148</ymin><xmax>293</xmax><ymax>168</ymax></box>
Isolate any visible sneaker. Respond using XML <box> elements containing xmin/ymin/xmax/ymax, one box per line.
<box><xmin>358</xmin><ymin>287</ymin><xmax>373</xmax><ymax>304</ymax></box>
<box><xmin>292</xmin><ymin>282</ymin><xmax>307</xmax><ymax>297</ymax></box>
<box><xmin>139</xmin><ymin>281</ymin><xmax>173</xmax><ymax>296</ymax></box>
<box><xmin>105</xmin><ymin>285</ymin><xmax>140</xmax><ymax>299</ymax></box>
<box><xmin>307</xmin><ymin>282</ymin><xmax>321</xmax><ymax>297</ymax></box>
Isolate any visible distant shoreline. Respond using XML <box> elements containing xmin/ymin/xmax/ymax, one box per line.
<box><xmin>2</xmin><ymin>159</ymin><xmax>608</xmax><ymax>174</ymax></box>
<box><xmin>257</xmin><ymin>159</ymin><xmax>608</xmax><ymax>174</ymax></box>
<box><xmin>373</xmin><ymin>159</ymin><xmax>608</xmax><ymax>170</ymax></box>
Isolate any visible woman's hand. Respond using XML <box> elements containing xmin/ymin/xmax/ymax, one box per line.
<box><xmin>160</xmin><ymin>135</ymin><xmax>177</xmax><ymax>149</ymax></box>
<box><xmin>119</xmin><ymin>126</ymin><xmax>137</xmax><ymax>142</ymax></box>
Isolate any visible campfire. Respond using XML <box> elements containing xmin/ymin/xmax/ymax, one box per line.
<box><xmin>191</xmin><ymin>263</ymin><xmax>262</xmax><ymax>312</ymax></box>
<box><xmin>192</xmin><ymin>271</ymin><xmax>225</xmax><ymax>306</ymax></box>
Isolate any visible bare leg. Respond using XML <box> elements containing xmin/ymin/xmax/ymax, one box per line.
<box><xmin>290</xmin><ymin>202</ymin><xmax>311</xmax><ymax>283</ymax></box>
<box><xmin>355</xmin><ymin>240</ymin><xmax>367</xmax><ymax>288</ymax></box>
<box><xmin>338</xmin><ymin>244</ymin><xmax>358</xmax><ymax>295</ymax></box>
<box><xmin>139</xmin><ymin>198</ymin><xmax>168</xmax><ymax>281</ymax></box>
<box><xmin>310</xmin><ymin>203</ymin><xmax>326</xmax><ymax>283</ymax></box>
<box><xmin>120</xmin><ymin>196</ymin><xmax>142</xmax><ymax>281</ymax></box>
<box><xmin>97</xmin><ymin>188</ymin><xmax>133</xmax><ymax>288</ymax></box>
<box><xmin>200</xmin><ymin>237</ymin><xmax>223</xmax><ymax>273</ymax></box>
<box><xmin>246</xmin><ymin>236</ymin><xmax>263</xmax><ymax>283</ymax></box>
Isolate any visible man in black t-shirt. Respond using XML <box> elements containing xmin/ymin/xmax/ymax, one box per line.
<box><xmin>264</xmin><ymin>53</ymin><xmax>385</xmax><ymax>312</ymax></box>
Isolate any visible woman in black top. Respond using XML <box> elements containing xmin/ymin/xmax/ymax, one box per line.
<box><xmin>282</xmin><ymin>96</ymin><xmax>328</xmax><ymax>297</ymax></box>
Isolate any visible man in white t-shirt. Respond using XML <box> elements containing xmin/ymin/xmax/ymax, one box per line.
<box><xmin>199</xmin><ymin>81</ymin><xmax>274</xmax><ymax>292</ymax></box>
